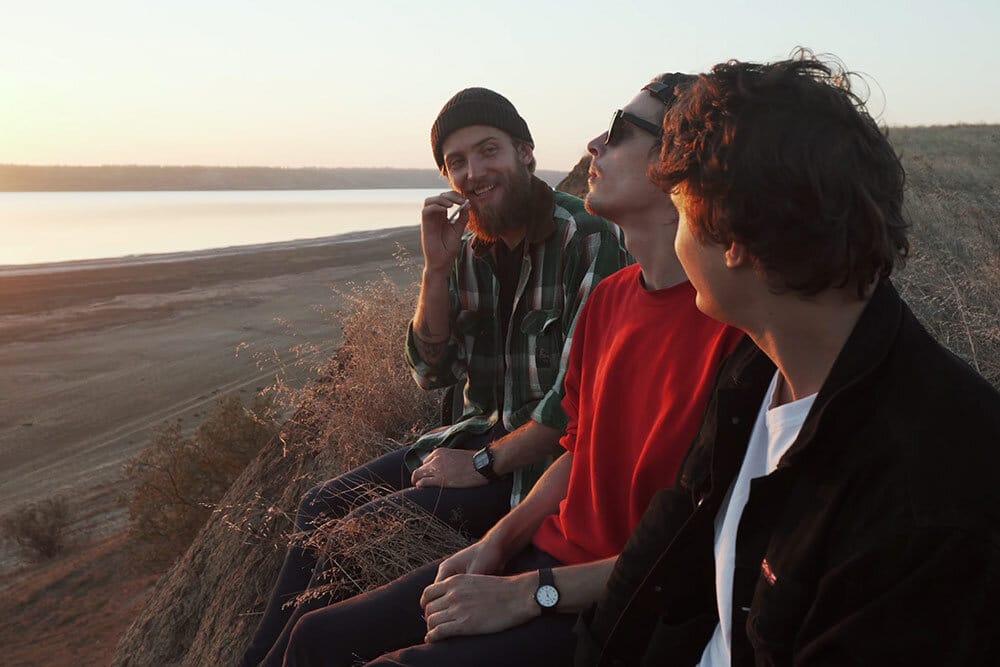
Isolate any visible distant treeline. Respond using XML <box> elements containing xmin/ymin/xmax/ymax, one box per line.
<box><xmin>0</xmin><ymin>164</ymin><xmax>566</xmax><ymax>191</ymax></box>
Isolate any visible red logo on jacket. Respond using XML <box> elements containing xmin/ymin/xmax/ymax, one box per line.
<box><xmin>761</xmin><ymin>559</ymin><xmax>778</xmax><ymax>586</ymax></box>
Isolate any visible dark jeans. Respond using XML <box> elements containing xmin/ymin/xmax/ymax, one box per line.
<box><xmin>284</xmin><ymin>546</ymin><xmax>576</xmax><ymax>667</ymax></box>
<box><xmin>241</xmin><ymin>430</ymin><xmax>512</xmax><ymax>667</ymax></box>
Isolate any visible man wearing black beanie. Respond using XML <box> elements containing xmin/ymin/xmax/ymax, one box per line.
<box><xmin>240</xmin><ymin>87</ymin><xmax>628</xmax><ymax>666</ymax></box>
<box><xmin>405</xmin><ymin>87</ymin><xmax>628</xmax><ymax>502</ymax></box>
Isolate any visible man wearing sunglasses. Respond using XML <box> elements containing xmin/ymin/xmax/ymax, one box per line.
<box><xmin>276</xmin><ymin>74</ymin><xmax>742</xmax><ymax>667</ymax></box>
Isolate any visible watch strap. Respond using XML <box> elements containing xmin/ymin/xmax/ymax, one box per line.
<box><xmin>535</xmin><ymin>568</ymin><xmax>559</xmax><ymax>612</ymax></box>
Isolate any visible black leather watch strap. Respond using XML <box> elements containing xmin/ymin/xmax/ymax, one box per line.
<box><xmin>535</xmin><ymin>567</ymin><xmax>560</xmax><ymax>612</ymax></box>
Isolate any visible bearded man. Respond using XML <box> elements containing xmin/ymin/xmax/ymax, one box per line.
<box><xmin>239</xmin><ymin>87</ymin><xmax>627</xmax><ymax>667</ymax></box>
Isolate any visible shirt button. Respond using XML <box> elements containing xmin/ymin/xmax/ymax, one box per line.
<box><xmin>652</xmin><ymin>585</ymin><xmax>663</xmax><ymax>594</ymax></box>
<box><xmin>731</xmin><ymin>416</ymin><xmax>741</xmax><ymax>425</ymax></box>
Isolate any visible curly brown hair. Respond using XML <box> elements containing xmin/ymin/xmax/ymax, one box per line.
<box><xmin>652</xmin><ymin>52</ymin><xmax>909</xmax><ymax>297</ymax></box>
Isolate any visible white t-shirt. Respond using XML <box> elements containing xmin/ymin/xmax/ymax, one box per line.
<box><xmin>698</xmin><ymin>371</ymin><xmax>817</xmax><ymax>666</ymax></box>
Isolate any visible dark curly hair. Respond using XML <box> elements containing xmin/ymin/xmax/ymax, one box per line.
<box><xmin>651</xmin><ymin>52</ymin><xmax>909</xmax><ymax>297</ymax></box>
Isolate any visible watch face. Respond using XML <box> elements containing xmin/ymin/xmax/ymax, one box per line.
<box><xmin>473</xmin><ymin>450</ymin><xmax>489</xmax><ymax>469</ymax></box>
<box><xmin>536</xmin><ymin>584</ymin><xmax>559</xmax><ymax>608</ymax></box>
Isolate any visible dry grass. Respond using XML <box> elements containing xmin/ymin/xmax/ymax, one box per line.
<box><xmin>213</xmin><ymin>252</ymin><xmax>448</xmax><ymax>563</ymax></box>
<box><xmin>210</xmin><ymin>254</ymin><xmax>448</xmax><ymax>562</ymax></box>
<box><xmin>111</xmin><ymin>252</ymin><xmax>450</xmax><ymax>665</ymax></box>
<box><xmin>290</xmin><ymin>482</ymin><xmax>470</xmax><ymax>608</ymax></box>
<box><xmin>891</xmin><ymin>125</ymin><xmax>1000</xmax><ymax>388</ymax></box>
<box><xmin>246</xmin><ymin>251</ymin><xmax>454</xmax><ymax>606</ymax></box>
<box><xmin>263</xmin><ymin>249</ymin><xmax>443</xmax><ymax>469</ymax></box>
<box><xmin>0</xmin><ymin>532</ymin><xmax>158</xmax><ymax>667</ymax></box>
<box><xmin>122</xmin><ymin>395</ymin><xmax>279</xmax><ymax>568</ymax></box>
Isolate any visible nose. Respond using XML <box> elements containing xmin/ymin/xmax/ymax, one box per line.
<box><xmin>586</xmin><ymin>133</ymin><xmax>605</xmax><ymax>156</ymax></box>
<box><xmin>465</xmin><ymin>155</ymin><xmax>485</xmax><ymax>182</ymax></box>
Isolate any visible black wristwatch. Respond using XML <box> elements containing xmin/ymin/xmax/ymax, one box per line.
<box><xmin>472</xmin><ymin>444</ymin><xmax>500</xmax><ymax>481</ymax></box>
<box><xmin>534</xmin><ymin>568</ymin><xmax>560</xmax><ymax>612</ymax></box>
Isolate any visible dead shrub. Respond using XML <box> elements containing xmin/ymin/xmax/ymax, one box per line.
<box><xmin>1</xmin><ymin>496</ymin><xmax>72</xmax><ymax>561</ymax></box>
<box><xmin>291</xmin><ymin>483</ymin><xmax>470</xmax><ymax>607</ymax></box>
<box><xmin>124</xmin><ymin>394</ymin><xmax>279</xmax><ymax>567</ymax></box>
<box><xmin>231</xmin><ymin>254</ymin><xmax>457</xmax><ymax>603</ymax></box>
<box><xmin>268</xmin><ymin>252</ymin><xmax>443</xmax><ymax>471</ymax></box>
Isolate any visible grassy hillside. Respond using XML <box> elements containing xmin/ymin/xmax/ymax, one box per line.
<box><xmin>113</xmin><ymin>125</ymin><xmax>1000</xmax><ymax>665</ymax></box>
<box><xmin>891</xmin><ymin>125</ymin><xmax>1000</xmax><ymax>387</ymax></box>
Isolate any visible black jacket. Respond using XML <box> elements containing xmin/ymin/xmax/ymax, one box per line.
<box><xmin>577</xmin><ymin>282</ymin><xmax>1000</xmax><ymax>666</ymax></box>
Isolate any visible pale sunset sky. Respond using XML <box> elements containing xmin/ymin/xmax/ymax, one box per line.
<box><xmin>3</xmin><ymin>0</ymin><xmax>998</xmax><ymax>173</ymax></box>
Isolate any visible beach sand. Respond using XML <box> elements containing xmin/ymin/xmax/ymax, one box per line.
<box><xmin>0</xmin><ymin>227</ymin><xmax>421</xmax><ymax>543</ymax></box>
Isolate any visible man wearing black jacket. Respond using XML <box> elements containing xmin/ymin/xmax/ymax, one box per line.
<box><xmin>577</xmin><ymin>54</ymin><xmax>1000</xmax><ymax>666</ymax></box>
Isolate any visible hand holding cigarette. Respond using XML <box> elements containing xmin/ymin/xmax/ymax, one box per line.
<box><xmin>421</xmin><ymin>192</ymin><xmax>468</xmax><ymax>272</ymax></box>
<box><xmin>447</xmin><ymin>199</ymin><xmax>470</xmax><ymax>224</ymax></box>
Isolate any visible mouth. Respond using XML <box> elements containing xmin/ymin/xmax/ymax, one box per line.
<box><xmin>471</xmin><ymin>184</ymin><xmax>497</xmax><ymax>198</ymax></box>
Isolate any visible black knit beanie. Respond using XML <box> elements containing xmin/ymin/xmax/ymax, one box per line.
<box><xmin>431</xmin><ymin>88</ymin><xmax>533</xmax><ymax>168</ymax></box>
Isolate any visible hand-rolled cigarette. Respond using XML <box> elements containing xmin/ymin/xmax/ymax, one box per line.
<box><xmin>447</xmin><ymin>199</ymin><xmax>471</xmax><ymax>224</ymax></box>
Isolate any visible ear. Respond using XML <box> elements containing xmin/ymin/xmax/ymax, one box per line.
<box><xmin>515</xmin><ymin>142</ymin><xmax>534</xmax><ymax>166</ymax></box>
<box><xmin>724</xmin><ymin>241</ymin><xmax>750</xmax><ymax>269</ymax></box>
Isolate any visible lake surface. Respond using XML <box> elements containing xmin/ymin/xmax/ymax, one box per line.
<box><xmin>1</xmin><ymin>189</ymin><xmax>442</xmax><ymax>267</ymax></box>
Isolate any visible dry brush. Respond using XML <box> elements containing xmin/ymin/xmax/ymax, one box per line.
<box><xmin>113</xmin><ymin>259</ymin><xmax>446</xmax><ymax>666</ymax></box>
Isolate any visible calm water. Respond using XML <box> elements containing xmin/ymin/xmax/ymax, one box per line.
<box><xmin>1</xmin><ymin>189</ymin><xmax>442</xmax><ymax>267</ymax></box>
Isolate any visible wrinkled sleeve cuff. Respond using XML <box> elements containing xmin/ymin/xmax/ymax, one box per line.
<box><xmin>531</xmin><ymin>387</ymin><xmax>569</xmax><ymax>432</ymax></box>
<box><xmin>405</xmin><ymin>320</ymin><xmax>459</xmax><ymax>390</ymax></box>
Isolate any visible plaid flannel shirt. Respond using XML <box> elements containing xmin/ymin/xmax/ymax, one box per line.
<box><xmin>404</xmin><ymin>178</ymin><xmax>630</xmax><ymax>507</ymax></box>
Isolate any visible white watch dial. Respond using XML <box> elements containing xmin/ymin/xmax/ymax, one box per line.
<box><xmin>536</xmin><ymin>584</ymin><xmax>559</xmax><ymax>608</ymax></box>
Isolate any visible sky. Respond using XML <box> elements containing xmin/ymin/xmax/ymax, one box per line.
<box><xmin>2</xmin><ymin>0</ymin><xmax>999</xmax><ymax>173</ymax></box>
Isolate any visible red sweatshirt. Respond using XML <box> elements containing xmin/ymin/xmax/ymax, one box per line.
<box><xmin>532</xmin><ymin>265</ymin><xmax>743</xmax><ymax>564</ymax></box>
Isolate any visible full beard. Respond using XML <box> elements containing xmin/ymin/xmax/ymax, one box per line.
<box><xmin>466</xmin><ymin>167</ymin><xmax>533</xmax><ymax>244</ymax></box>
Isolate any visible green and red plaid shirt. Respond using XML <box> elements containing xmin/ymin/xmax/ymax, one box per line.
<box><xmin>405</xmin><ymin>178</ymin><xmax>630</xmax><ymax>506</ymax></box>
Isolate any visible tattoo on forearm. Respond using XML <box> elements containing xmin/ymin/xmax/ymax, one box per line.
<box><xmin>416</xmin><ymin>320</ymin><xmax>449</xmax><ymax>361</ymax></box>
<box><xmin>416</xmin><ymin>337</ymin><xmax>447</xmax><ymax>361</ymax></box>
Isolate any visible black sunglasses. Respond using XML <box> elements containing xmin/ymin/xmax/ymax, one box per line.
<box><xmin>604</xmin><ymin>109</ymin><xmax>662</xmax><ymax>146</ymax></box>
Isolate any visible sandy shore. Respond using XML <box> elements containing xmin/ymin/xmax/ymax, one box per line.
<box><xmin>0</xmin><ymin>227</ymin><xmax>421</xmax><ymax>530</ymax></box>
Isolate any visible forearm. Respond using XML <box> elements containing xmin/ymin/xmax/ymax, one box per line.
<box><xmin>491</xmin><ymin>420</ymin><xmax>564</xmax><ymax>477</ymax></box>
<box><xmin>412</xmin><ymin>267</ymin><xmax>453</xmax><ymax>364</ymax></box>
<box><xmin>482</xmin><ymin>452</ymin><xmax>573</xmax><ymax>558</ymax></box>
<box><xmin>551</xmin><ymin>557</ymin><xmax>617</xmax><ymax>613</ymax></box>
<box><xmin>507</xmin><ymin>557</ymin><xmax>617</xmax><ymax>615</ymax></box>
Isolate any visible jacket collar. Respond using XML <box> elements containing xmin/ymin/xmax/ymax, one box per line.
<box><xmin>682</xmin><ymin>282</ymin><xmax>908</xmax><ymax>497</ymax></box>
<box><xmin>469</xmin><ymin>175</ymin><xmax>556</xmax><ymax>257</ymax></box>
<box><xmin>780</xmin><ymin>280</ymin><xmax>905</xmax><ymax>467</ymax></box>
